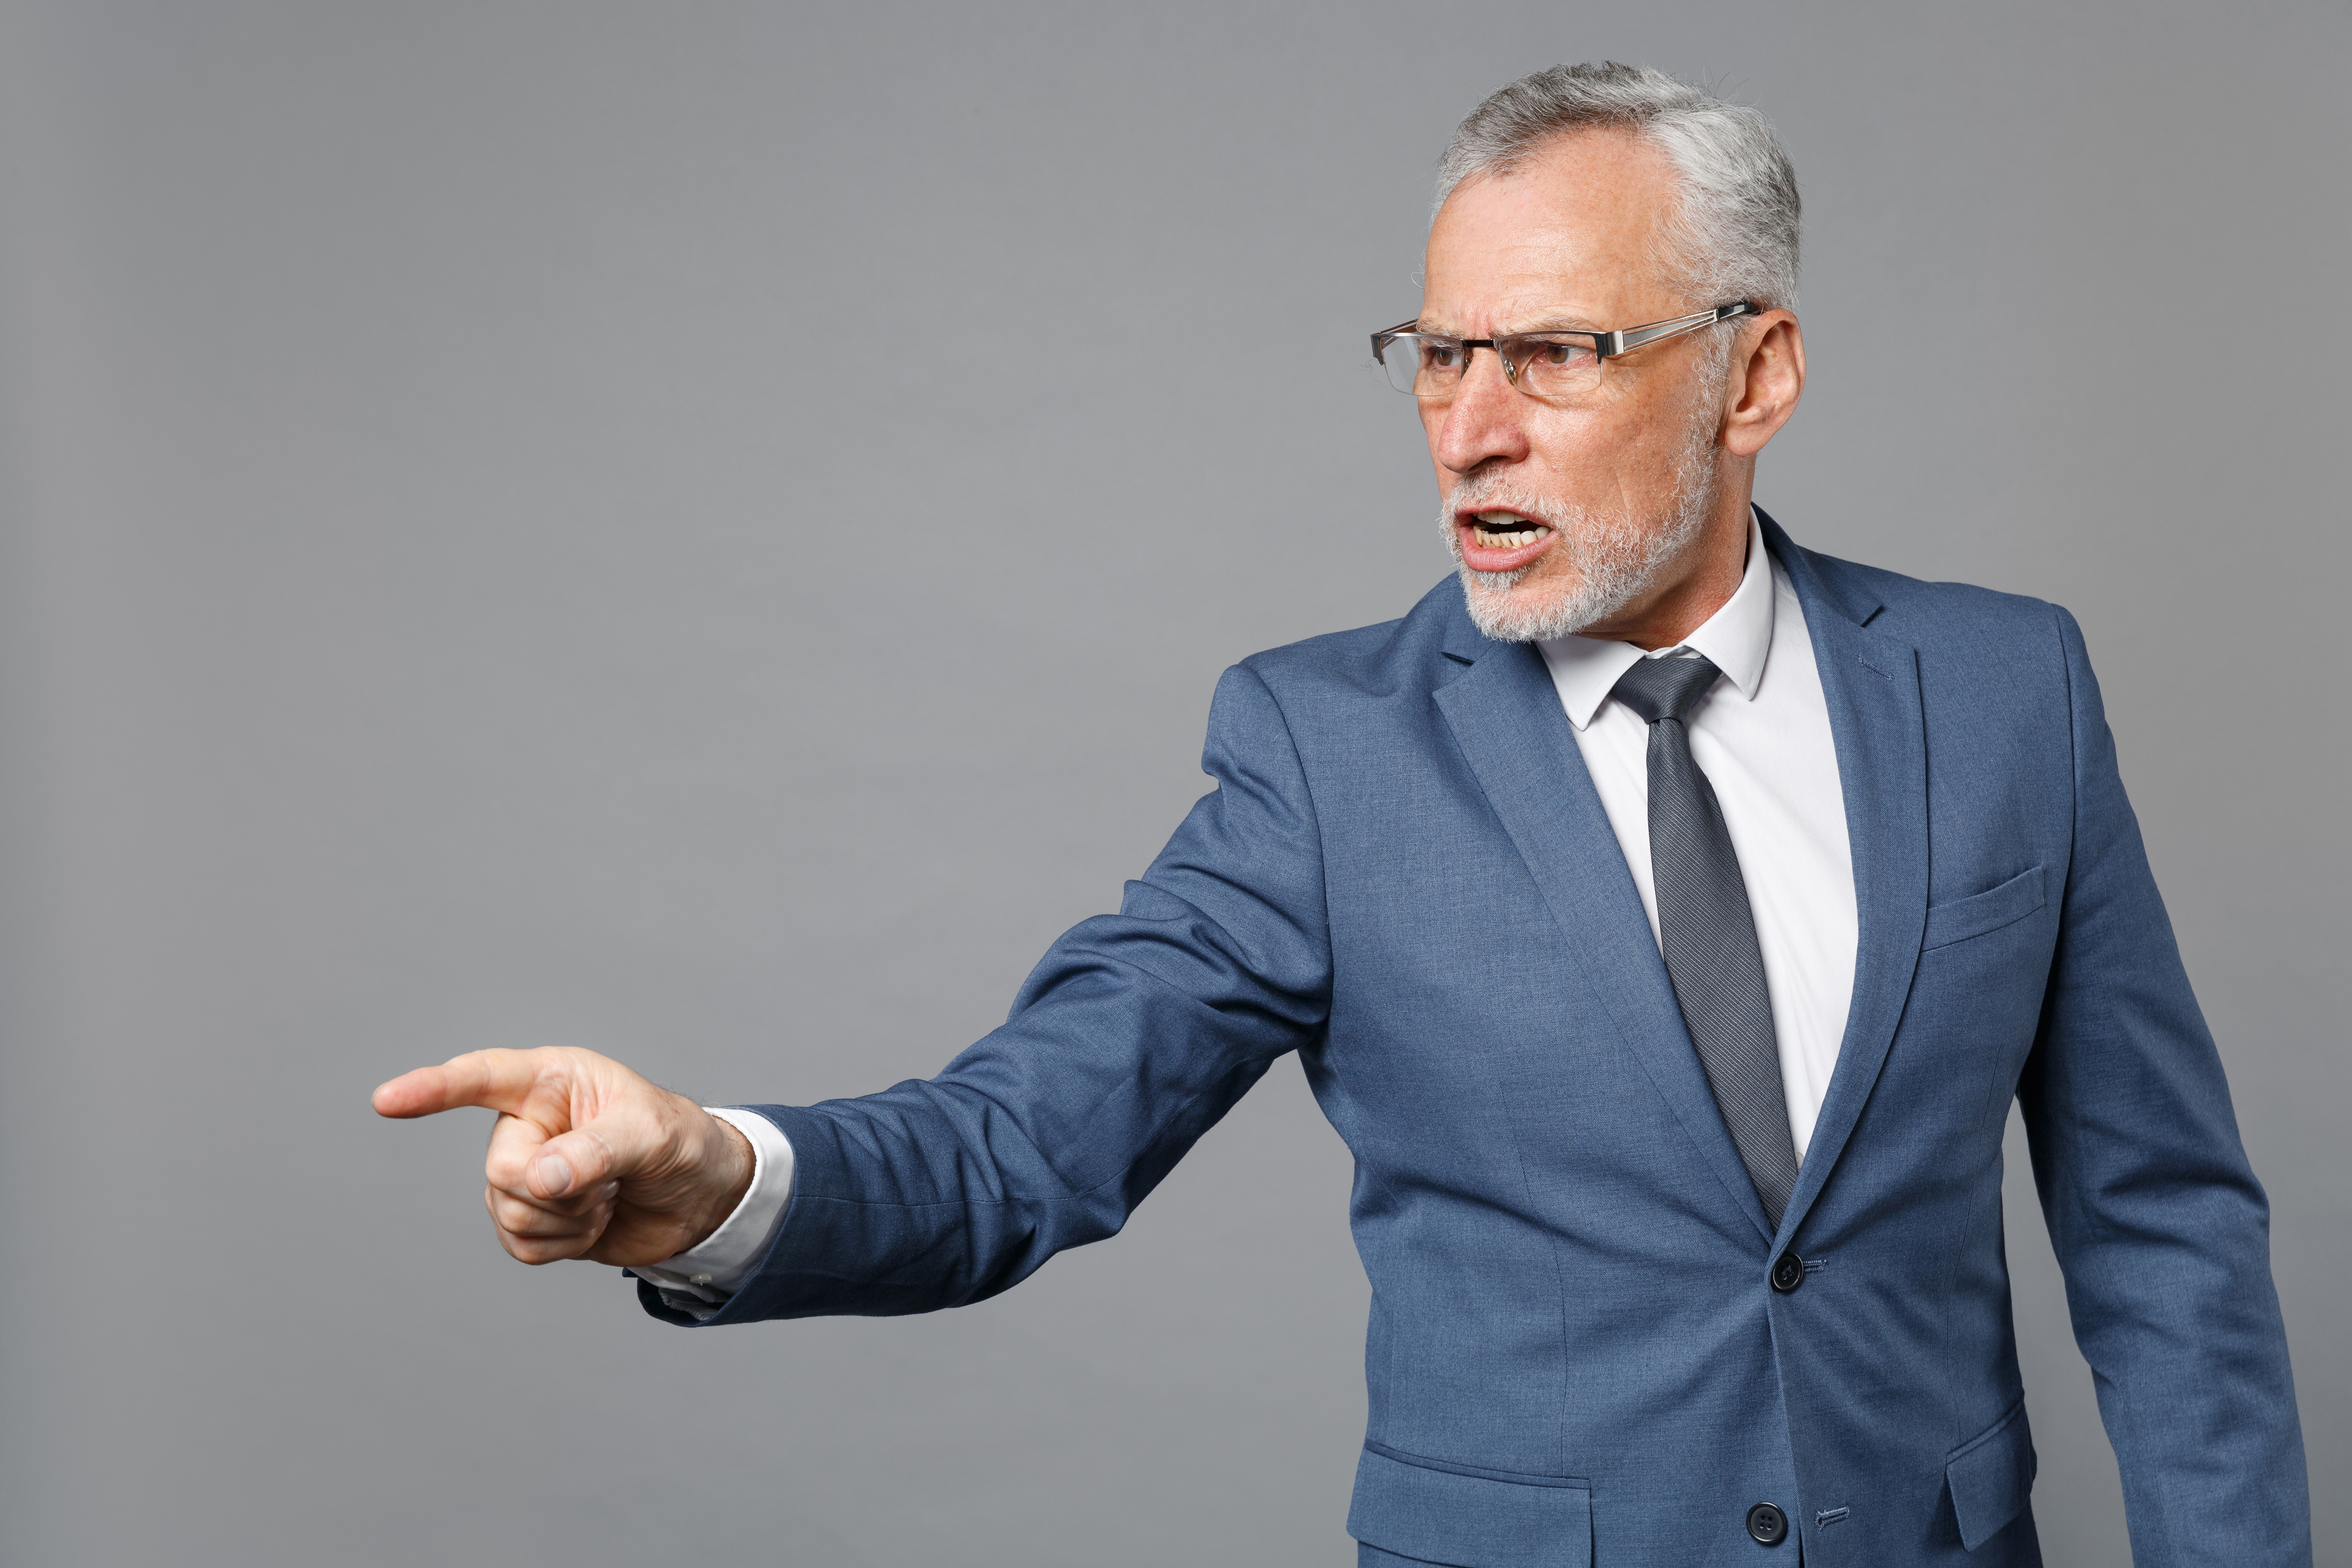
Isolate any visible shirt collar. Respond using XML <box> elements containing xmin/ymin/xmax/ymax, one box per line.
<box><xmin>1537</xmin><ymin>507</ymin><xmax>1777</xmax><ymax>732</ymax></box>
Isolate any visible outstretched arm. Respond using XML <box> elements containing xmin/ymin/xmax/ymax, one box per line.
<box><xmin>373</xmin><ymin>661</ymin><xmax>1332</xmax><ymax>1322</ymax></box>
<box><xmin>682</xmin><ymin>661</ymin><xmax>1333</xmax><ymax>1324</ymax></box>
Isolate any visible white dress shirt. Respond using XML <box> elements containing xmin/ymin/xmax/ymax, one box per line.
<box><xmin>641</xmin><ymin>507</ymin><xmax>1858</xmax><ymax>1307</ymax></box>
<box><xmin>1536</xmin><ymin>508</ymin><xmax>1856</xmax><ymax>1159</ymax></box>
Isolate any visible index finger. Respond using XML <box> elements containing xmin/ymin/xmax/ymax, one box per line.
<box><xmin>371</xmin><ymin>1050</ymin><xmax>549</xmax><ymax>1120</ymax></box>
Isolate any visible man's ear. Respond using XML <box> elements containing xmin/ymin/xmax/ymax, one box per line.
<box><xmin>1721</xmin><ymin>311</ymin><xmax>1804</xmax><ymax>458</ymax></box>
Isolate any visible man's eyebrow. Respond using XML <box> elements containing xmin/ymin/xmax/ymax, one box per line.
<box><xmin>1414</xmin><ymin>313</ymin><xmax>1606</xmax><ymax>337</ymax></box>
<box><xmin>1500</xmin><ymin>313</ymin><xmax>1604</xmax><ymax>333</ymax></box>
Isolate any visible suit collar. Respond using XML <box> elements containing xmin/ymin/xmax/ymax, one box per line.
<box><xmin>1756</xmin><ymin>507</ymin><xmax>1927</xmax><ymax>1244</ymax></box>
<box><xmin>1439</xmin><ymin>586</ymin><xmax>1499</xmax><ymax>666</ymax></box>
<box><xmin>1758</xmin><ymin>505</ymin><xmax>1884</xmax><ymax>628</ymax></box>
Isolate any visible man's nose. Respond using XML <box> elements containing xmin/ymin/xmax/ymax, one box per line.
<box><xmin>1432</xmin><ymin>348</ymin><xmax>1531</xmax><ymax>476</ymax></box>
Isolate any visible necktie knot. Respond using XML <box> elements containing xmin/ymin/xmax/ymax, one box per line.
<box><xmin>1612</xmin><ymin>652</ymin><xmax>1723</xmax><ymax>726</ymax></box>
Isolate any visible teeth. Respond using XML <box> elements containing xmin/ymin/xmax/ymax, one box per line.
<box><xmin>1469</xmin><ymin>514</ymin><xmax>1548</xmax><ymax>549</ymax></box>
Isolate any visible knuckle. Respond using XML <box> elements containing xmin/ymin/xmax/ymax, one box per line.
<box><xmin>500</xmin><ymin>1225</ymin><xmax>554</xmax><ymax>1261</ymax></box>
<box><xmin>492</xmin><ymin>1194</ymin><xmax>562</xmax><ymax>1234</ymax></box>
<box><xmin>484</xmin><ymin>1165</ymin><xmax>533</xmax><ymax>1201</ymax></box>
<box><xmin>512</xmin><ymin>1233</ymin><xmax>580</xmax><ymax>1265</ymax></box>
<box><xmin>520</xmin><ymin>1205</ymin><xmax>559</xmax><ymax>1233</ymax></box>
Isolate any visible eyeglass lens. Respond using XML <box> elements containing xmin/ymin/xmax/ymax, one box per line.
<box><xmin>1380</xmin><ymin>334</ymin><xmax>1602</xmax><ymax>399</ymax></box>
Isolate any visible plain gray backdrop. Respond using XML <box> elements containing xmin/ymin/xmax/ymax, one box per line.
<box><xmin>0</xmin><ymin>4</ymin><xmax>2343</xmax><ymax>1564</ymax></box>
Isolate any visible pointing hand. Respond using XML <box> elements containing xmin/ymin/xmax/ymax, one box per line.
<box><xmin>372</xmin><ymin>1048</ymin><xmax>753</xmax><ymax>1267</ymax></box>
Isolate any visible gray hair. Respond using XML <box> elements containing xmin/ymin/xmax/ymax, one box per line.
<box><xmin>1435</xmin><ymin>63</ymin><xmax>1800</xmax><ymax>311</ymax></box>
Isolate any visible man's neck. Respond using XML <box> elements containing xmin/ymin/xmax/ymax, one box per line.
<box><xmin>1580</xmin><ymin>494</ymin><xmax>1756</xmax><ymax>651</ymax></box>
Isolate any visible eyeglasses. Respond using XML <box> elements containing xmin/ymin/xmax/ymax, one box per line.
<box><xmin>1371</xmin><ymin>301</ymin><xmax>1758</xmax><ymax>400</ymax></box>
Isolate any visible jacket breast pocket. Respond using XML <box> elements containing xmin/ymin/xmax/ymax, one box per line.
<box><xmin>1349</xmin><ymin>1443</ymin><xmax>1590</xmax><ymax>1568</ymax></box>
<box><xmin>1946</xmin><ymin>1398</ymin><xmax>2037</xmax><ymax>1551</ymax></box>
<box><xmin>1922</xmin><ymin>865</ymin><xmax>2045</xmax><ymax>951</ymax></box>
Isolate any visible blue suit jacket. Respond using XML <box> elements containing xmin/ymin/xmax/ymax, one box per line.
<box><xmin>654</xmin><ymin>515</ymin><xmax>2309</xmax><ymax>1566</ymax></box>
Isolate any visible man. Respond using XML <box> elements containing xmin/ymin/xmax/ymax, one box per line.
<box><xmin>375</xmin><ymin>63</ymin><xmax>2309</xmax><ymax>1565</ymax></box>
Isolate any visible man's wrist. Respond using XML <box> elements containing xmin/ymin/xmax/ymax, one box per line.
<box><xmin>637</xmin><ymin>1107</ymin><xmax>797</xmax><ymax>1304</ymax></box>
<box><xmin>684</xmin><ymin>1106</ymin><xmax>757</xmax><ymax>1253</ymax></box>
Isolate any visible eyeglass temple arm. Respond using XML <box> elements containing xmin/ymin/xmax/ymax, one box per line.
<box><xmin>1374</xmin><ymin>303</ymin><xmax>1756</xmax><ymax>361</ymax></box>
<box><xmin>1597</xmin><ymin>301</ymin><xmax>1758</xmax><ymax>359</ymax></box>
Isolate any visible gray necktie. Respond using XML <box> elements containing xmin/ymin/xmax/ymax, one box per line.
<box><xmin>1612</xmin><ymin>653</ymin><xmax>1800</xmax><ymax>1228</ymax></box>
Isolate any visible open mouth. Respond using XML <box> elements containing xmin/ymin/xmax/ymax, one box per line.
<box><xmin>1457</xmin><ymin>509</ymin><xmax>1557</xmax><ymax>571</ymax></box>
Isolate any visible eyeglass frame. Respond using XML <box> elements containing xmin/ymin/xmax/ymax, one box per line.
<box><xmin>1370</xmin><ymin>301</ymin><xmax>1760</xmax><ymax>397</ymax></box>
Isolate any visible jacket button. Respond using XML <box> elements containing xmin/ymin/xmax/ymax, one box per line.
<box><xmin>1769</xmin><ymin>1251</ymin><xmax>1804</xmax><ymax>1293</ymax></box>
<box><xmin>1746</xmin><ymin>1501</ymin><xmax>1789</xmax><ymax>1545</ymax></box>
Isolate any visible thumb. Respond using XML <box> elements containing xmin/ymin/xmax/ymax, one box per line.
<box><xmin>525</xmin><ymin>1117</ymin><xmax>638</xmax><ymax>1201</ymax></box>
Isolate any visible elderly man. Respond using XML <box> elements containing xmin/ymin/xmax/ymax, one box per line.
<box><xmin>376</xmin><ymin>63</ymin><xmax>2309</xmax><ymax>1566</ymax></box>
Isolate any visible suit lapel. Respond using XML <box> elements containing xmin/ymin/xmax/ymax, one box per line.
<box><xmin>1759</xmin><ymin>512</ymin><xmax>1930</xmax><ymax>1242</ymax></box>
<box><xmin>1433</xmin><ymin>609</ymin><xmax>1777</xmax><ymax>1245</ymax></box>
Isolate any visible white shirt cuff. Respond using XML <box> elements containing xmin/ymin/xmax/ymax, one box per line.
<box><xmin>630</xmin><ymin>1106</ymin><xmax>795</xmax><ymax>1315</ymax></box>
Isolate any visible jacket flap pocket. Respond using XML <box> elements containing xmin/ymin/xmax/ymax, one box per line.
<box><xmin>1923</xmin><ymin>864</ymin><xmax>2046</xmax><ymax>951</ymax></box>
<box><xmin>1946</xmin><ymin>1400</ymin><xmax>2037</xmax><ymax>1551</ymax></box>
<box><xmin>1349</xmin><ymin>1444</ymin><xmax>1590</xmax><ymax>1568</ymax></box>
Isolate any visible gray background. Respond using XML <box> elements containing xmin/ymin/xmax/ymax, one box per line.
<box><xmin>0</xmin><ymin>3</ymin><xmax>2343</xmax><ymax>1564</ymax></box>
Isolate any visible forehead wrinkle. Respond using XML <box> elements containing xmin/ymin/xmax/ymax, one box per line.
<box><xmin>1422</xmin><ymin>129</ymin><xmax>1684</xmax><ymax>335</ymax></box>
<box><xmin>1421</xmin><ymin>237</ymin><xmax>1631</xmax><ymax>336</ymax></box>
<box><xmin>1418</xmin><ymin>269</ymin><xmax>1607</xmax><ymax>335</ymax></box>
<box><xmin>1417</xmin><ymin>297</ymin><xmax>1607</xmax><ymax>337</ymax></box>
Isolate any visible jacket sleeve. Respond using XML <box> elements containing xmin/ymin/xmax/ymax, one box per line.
<box><xmin>2016</xmin><ymin>607</ymin><xmax>2310</xmax><ymax>1564</ymax></box>
<box><xmin>651</xmin><ymin>661</ymin><xmax>1332</xmax><ymax>1325</ymax></box>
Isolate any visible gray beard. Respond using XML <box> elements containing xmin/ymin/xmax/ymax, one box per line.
<box><xmin>1442</xmin><ymin>419</ymin><xmax>1723</xmax><ymax>644</ymax></box>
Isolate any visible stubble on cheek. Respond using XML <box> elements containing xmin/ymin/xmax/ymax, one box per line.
<box><xmin>1440</xmin><ymin>416</ymin><xmax>1722</xmax><ymax>643</ymax></box>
